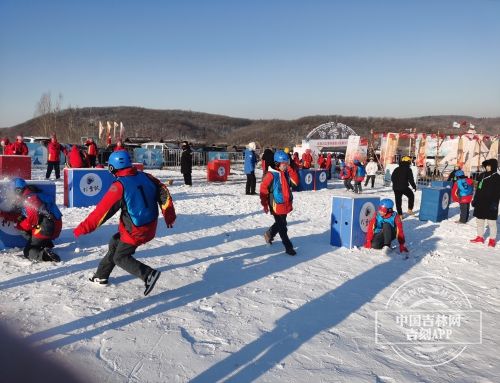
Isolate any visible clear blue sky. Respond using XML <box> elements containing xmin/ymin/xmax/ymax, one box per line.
<box><xmin>1</xmin><ymin>0</ymin><xmax>499</xmax><ymax>127</ymax></box>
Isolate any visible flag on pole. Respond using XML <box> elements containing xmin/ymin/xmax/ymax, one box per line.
<box><xmin>452</xmin><ymin>121</ymin><xmax>461</xmax><ymax>128</ymax></box>
<box><xmin>107</xmin><ymin>133</ymin><xmax>112</xmax><ymax>146</ymax></box>
<box><xmin>113</xmin><ymin>122</ymin><xmax>118</xmax><ymax>138</ymax></box>
<box><xmin>106</xmin><ymin>121</ymin><xmax>111</xmax><ymax>135</ymax></box>
<box><xmin>98</xmin><ymin>121</ymin><xmax>104</xmax><ymax>139</ymax></box>
<box><xmin>119</xmin><ymin>122</ymin><xmax>125</xmax><ymax>139</ymax></box>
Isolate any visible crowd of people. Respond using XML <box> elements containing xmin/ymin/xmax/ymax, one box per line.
<box><xmin>0</xmin><ymin>138</ymin><xmax>498</xmax><ymax>296</ymax></box>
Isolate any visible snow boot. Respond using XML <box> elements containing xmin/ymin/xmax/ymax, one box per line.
<box><xmin>264</xmin><ymin>231</ymin><xmax>273</xmax><ymax>245</ymax></box>
<box><xmin>488</xmin><ymin>239</ymin><xmax>496</xmax><ymax>248</ymax></box>
<box><xmin>42</xmin><ymin>247</ymin><xmax>60</xmax><ymax>262</ymax></box>
<box><xmin>285</xmin><ymin>248</ymin><xmax>297</xmax><ymax>256</ymax></box>
<box><xmin>470</xmin><ymin>236</ymin><xmax>485</xmax><ymax>244</ymax></box>
<box><xmin>89</xmin><ymin>276</ymin><xmax>108</xmax><ymax>285</ymax></box>
<box><xmin>144</xmin><ymin>270</ymin><xmax>161</xmax><ymax>296</ymax></box>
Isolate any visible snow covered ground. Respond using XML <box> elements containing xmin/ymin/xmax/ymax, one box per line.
<box><xmin>1</xmin><ymin>167</ymin><xmax>499</xmax><ymax>382</ymax></box>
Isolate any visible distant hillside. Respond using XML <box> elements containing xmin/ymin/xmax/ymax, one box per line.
<box><xmin>2</xmin><ymin>107</ymin><xmax>499</xmax><ymax>147</ymax></box>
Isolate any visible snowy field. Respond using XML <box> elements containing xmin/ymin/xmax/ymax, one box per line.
<box><xmin>1</xmin><ymin>167</ymin><xmax>499</xmax><ymax>383</ymax></box>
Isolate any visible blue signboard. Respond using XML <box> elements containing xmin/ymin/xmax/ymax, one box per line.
<box><xmin>133</xmin><ymin>148</ymin><xmax>163</xmax><ymax>169</ymax></box>
<box><xmin>27</xmin><ymin>143</ymin><xmax>66</xmax><ymax>167</ymax></box>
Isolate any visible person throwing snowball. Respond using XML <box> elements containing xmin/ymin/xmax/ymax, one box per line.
<box><xmin>73</xmin><ymin>151</ymin><xmax>176</xmax><ymax>296</ymax></box>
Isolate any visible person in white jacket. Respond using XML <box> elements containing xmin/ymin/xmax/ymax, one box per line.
<box><xmin>364</xmin><ymin>157</ymin><xmax>379</xmax><ymax>188</ymax></box>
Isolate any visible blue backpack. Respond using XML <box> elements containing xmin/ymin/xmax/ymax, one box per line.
<box><xmin>357</xmin><ymin>165</ymin><xmax>366</xmax><ymax>177</ymax></box>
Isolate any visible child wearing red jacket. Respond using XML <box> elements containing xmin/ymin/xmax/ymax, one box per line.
<box><xmin>451</xmin><ymin>170</ymin><xmax>474</xmax><ymax>224</ymax></box>
<box><xmin>73</xmin><ymin>151</ymin><xmax>176</xmax><ymax>296</ymax></box>
<box><xmin>364</xmin><ymin>199</ymin><xmax>409</xmax><ymax>253</ymax></box>
<box><xmin>340</xmin><ymin>161</ymin><xmax>354</xmax><ymax>191</ymax></box>
<box><xmin>260</xmin><ymin>150</ymin><xmax>300</xmax><ymax>255</ymax></box>
<box><xmin>0</xmin><ymin>178</ymin><xmax>62</xmax><ymax>262</ymax></box>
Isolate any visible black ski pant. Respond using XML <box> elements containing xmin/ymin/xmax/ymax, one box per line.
<box><xmin>364</xmin><ymin>175</ymin><xmax>376</xmax><ymax>188</ymax></box>
<box><xmin>393</xmin><ymin>188</ymin><xmax>415</xmax><ymax>215</ymax></box>
<box><xmin>183</xmin><ymin>172</ymin><xmax>192</xmax><ymax>186</ymax></box>
<box><xmin>46</xmin><ymin>161</ymin><xmax>61</xmax><ymax>179</ymax></box>
<box><xmin>354</xmin><ymin>181</ymin><xmax>363</xmax><ymax>193</ymax></box>
<box><xmin>88</xmin><ymin>155</ymin><xmax>97</xmax><ymax>167</ymax></box>
<box><xmin>21</xmin><ymin>232</ymin><xmax>54</xmax><ymax>261</ymax></box>
<box><xmin>268</xmin><ymin>213</ymin><xmax>293</xmax><ymax>251</ymax></box>
<box><xmin>344</xmin><ymin>179</ymin><xmax>353</xmax><ymax>191</ymax></box>
<box><xmin>371</xmin><ymin>223</ymin><xmax>396</xmax><ymax>249</ymax></box>
<box><xmin>94</xmin><ymin>233</ymin><xmax>153</xmax><ymax>281</ymax></box>
<box><xmin>245</xmin><ymin>172</ymin><xmax>256</xmax><ymax>194</ymax></box>
<box><xmin>459</xmin><ymin>203</ymin><xmax>470</xmax><ymax>223</ymax></box>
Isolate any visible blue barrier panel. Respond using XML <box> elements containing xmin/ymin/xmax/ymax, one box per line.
<box><xmin>331</xmin><ymin>195</ymin><xmax>380</xmax><ymax>248</ymax></box>
<box><xmin>430</xmin><ymin>180</ymin><xmax>453</xmax><ymax>189</ymax></box>
<box><xmin>64</xmin><ymin>168</ymin><xmax>115</xmax><ymax>207</ymax></box>
<box><xmin>208</xmin><ymin>151</ymin><xmax>229</xmax><ymax>161</ymax></box>
<box><xmin>314</xmin><ymin>169</ymin><xmax>328</xmax><ymax>190</ymax></box>
<box><xmin>27</xmin><ymin>143</ymin><xmax>66</xmax><ymax>167</ymax></box>
<box><xmin>419</xmin><ymin>187</ymin><xmax>451</xmax><ymax>222</ymax></box>
<box><xmin>0</xmin><ymin>180</ymin><xmax>56</xmax><ymax>250</ymax></box>
<box><xmin>293</xmin><ymin>169</ymin><xmax>314</xmax><ymax>192</ymax></box>
<box><xmin>133</xmin><ymin>148</ymin><xmax>163</xmax><ymax>169</ymax></box>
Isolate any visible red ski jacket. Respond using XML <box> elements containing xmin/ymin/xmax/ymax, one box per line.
<box><xmin>73</xmin><ymin>167</ymin><xmax>176</xmax><ymax>246</ymax></box>
<box><xmin>260</xmin><ymin>166</ymin><xmax>299</xmax><ymax>215</ymax></box>
<box><xmin>11</xmin><ymin>141</ymin><xmax>29</xmax><ymax>155</ymax></box>
<box><xmin>47</xmin><ymin>140</ymin><xmax>64</xmax><ymax>162</ymax></box>
<box><xmin>85</xmin><ymin>140</ymin><xmax>98</xmax><ymax>156</ymax></box>
<box><xmin>365</xmin><ymin>212</ymin><xmax>405</xmax><ymax>246</ymax></box>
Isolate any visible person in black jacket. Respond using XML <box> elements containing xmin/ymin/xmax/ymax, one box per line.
<box><xmin>391</xmin><ymin>156</ymin><xmax>417</xmax><ymax>216</ymax></box>
<box><xmin>470</xmin><ymin>158</ymin><xmax>500</xmax><ymax>247</ymax></box>
<box><xmin>180</xmin><ymin>141</ymin><xmax>192</xmax><ymax>186</ymax></box>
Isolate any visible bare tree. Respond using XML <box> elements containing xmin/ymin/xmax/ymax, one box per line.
<box><xmin>34</xmin><ymin>92</ymin><xmax>63</xmax><ymax>136</ymax></box>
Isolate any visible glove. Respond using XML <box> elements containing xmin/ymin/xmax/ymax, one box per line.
<box><xmin>263</xmin><ymin>204</ymin><xmax>269</xmax><ymax>214</ymax></box>
<box><xmin>399</xmin><ymin>244</ymin><xmax>409</xmax><ymax>253</ymax></box>
<box><xmin>163</xmin><ymin>207</ymin><xmax>176</xmax><ymax>228</ymax></box>
<box><xmin>73</xmin><ymin>226</ymin><xmax>84</xmax><ymax>239</ymax></box>
<box><xmin>364</xmin><ymin>241</ymin><xmax>372</xmax><ymax>249</ymax></box>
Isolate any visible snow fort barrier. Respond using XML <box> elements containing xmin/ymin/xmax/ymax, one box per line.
<box><xmin>330</xmin><ymin>195</ymin><xmax>380</xmax><ymax>248</ymax></box>
<box><xmin>0</xmin><ymin>155</ymin><xmax>31</xmax><ymax>180</ymax></box>
<box><xmin>418</xmin><ymin>187</ymin><xmax>451</xmax><ymax>222</ymax></box>
<box><xmin>207</xmin><ymin>159</ymin><xmax>230</xmax><ymax>182</ymax></box>
<box><xmin>0</xmin><ymin>180</ymin><xmax>56</xmax><ymax>250</ymax></box>
<box><xmin>430</xmin><ymin>180</ymin><xmax>453</xmax><ymax>189</ymax></box>
<box><xmin>64</xmin><ymin>168</ymin><xmax>115</xmax><ymax>207</ymax></box>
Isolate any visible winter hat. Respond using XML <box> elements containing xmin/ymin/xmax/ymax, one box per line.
<box><xmin>16</xmin><ymin>135</ymin><xmax>23</xmax><ymax>141</ymax></box>
<box><xmin>248</xmin><ymin>142</ymin><xmax>256</xmax><ymax>151</ymax></box>
<box><xmin>482</xmin><ymin>158</ymin><xmax>498</xmax><ymax>172</ymax></box>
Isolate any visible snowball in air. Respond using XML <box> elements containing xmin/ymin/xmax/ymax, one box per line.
<box><xmin>74</xmin><ymin>247</ymin><xmax>81</xmax><ymax>253</ymax></box>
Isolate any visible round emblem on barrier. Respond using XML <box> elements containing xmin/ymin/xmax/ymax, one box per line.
<box><xmin>319</xmin><ymin>171</ymin><xmax>327</xmax><ymax>183</ymax></box>
<box><xmin>0</xmin><ymin>218</ymin><xmax>22</xmax><ymax>236</ymax></box>
<box><xmin>79</xmin><ymin>173</ymin><xmax>103</xmax><ymax>197</ymax></box>
<box><xmin>217</xmin><ymin>166</ymin><xmax>226</xmax><ymax>177</ymax></box>
<box><xmin>441</xmin><ymin>192</ymin><xmax>449</xmax><ymax>210</ymax></box>
<box><xmin>359</xmin><ymin>202</ymin><xmax>376</xmax><ymax>233</ymax></box>
<box><xmin>305</xmin><ymin>173</ymin><xmax>313</xmax><ymax>184</ymax></box>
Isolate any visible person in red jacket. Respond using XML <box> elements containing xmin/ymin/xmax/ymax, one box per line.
<box><xmin>260</xmin><ymin>150</ymin><xmax>300</xmax><ymax>256</ymax></box>
<box><xmin>364</xmin><ymin>199</ymin><xmax>408</xmax><ymax>254</ymax></box>
<box><xmin>114</xmin><ymin>140</ymin><xmax>127</xmax><ymax>152</ymax></box>
<box><xmin>67</xmin><ymin>145</ymin><xmax>88</xmax><ymax>168</ymax></box>
<box><xmin>11</xmin><ymin>135</ymin><xmax>29</xmax><ymax>155</ymax></box>
<box><xmin>1</xmin><ymin>137</ymin><xmax>14</xmax><ymax>155</ymax></box>
<box><xmin>0</xmin><ymin>178</ymin><xmax>62</xmax><ymax>262</ymax></box>
<box><xmin>84</xmin><ymin>137</ymin><xmax>99</xmax><ymax>167</ymax></box>
<box><xmin>317</xmin><ymin>154</ymin><xmax>326</xmax><ymax>169</ymax></box>
<box><xmin>325</xmin><ymin>153</ymin><xmax>332</xmax><ymax>179</ymax></box>
<box><xmin>301</xmin><ymin>149</ymin><xmax>313</xmax><ymax>169</ymax></box>
<box><xmin>46</xmin><ymin>134</ymin><xmax>66</xmax><ymax>180</ymax></box>
<box><xmin>292</xmin><ymin>152</ymin><xmax>301</xmax><ymax>169</ymax></box>
<box><xmin>451</xmin><ymin>170</ymin><xmax>474</xmax><ymax>224</ymax></box>
<box><xmin>340</xmin><ymin>161</ymin><xmax>354</xmax><ymax>191</ymax></box>
<box><xmin>73</xmin><ymin>151</ymin><xmax>176</xmax><ymax>296</ymax></box>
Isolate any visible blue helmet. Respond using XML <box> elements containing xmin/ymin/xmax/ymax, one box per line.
<box><xmin>274</xmin><ymin>150</ymin><xmax>290</xmax><ymax>164</ymax></box>
<box><xmin>10</xmin><ymin>177</ymin><xmax>27</xmax><ymax>194</ymax></box>
<box><xmin>455</xmin><ymin>170</ymin><xmax>465</xmax><ymax>177</ymax></box>
<box><xmin>378</xmin><ymin>198</ymin><xmax>394</xmax><ymax>215</ymax></box>
<box><xmin>108</xmin><ymin>151</ymin><xmax>132</xmax><ymax>172</ymax></box>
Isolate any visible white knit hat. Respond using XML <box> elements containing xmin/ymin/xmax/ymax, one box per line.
<box><xmin>248</xmin><ymin>142</ymin><xmax>256</xmax><ymax>151</ymax></box>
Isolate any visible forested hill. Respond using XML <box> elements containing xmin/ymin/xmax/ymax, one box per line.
<box><xmin>2</xmin><ymin>106</ymin><xmax>499</xmax><ymax>147</ymax></box>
